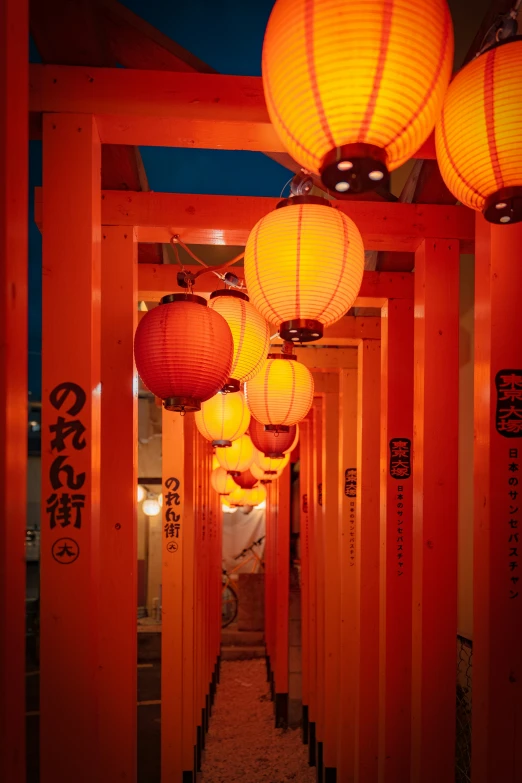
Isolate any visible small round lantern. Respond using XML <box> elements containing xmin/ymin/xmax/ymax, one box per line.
<box><xmin>228</xmin><ymin>486</ymin><xmax>248</xmax><ymax>507</ymax></box>
<box><xmin>208</xmin><ymin>290</ymin><xmax>270</xmax><ymax>391</ymax></box>
<box><xmin>245</xmin><ymin>353</ymin><xmax>314</xmax><ymax>431</ymax></box>
<box><xmin>233</xmin><ymin>469</ymin><xmax>259</xmax><ymax>490</ymax></box>
<box><xmin>249</xmin><ymin>418</ymin><xmax>297</xmax><ymax>458</ymax></box>
<box><xmin>244</xmin><ymin>197</ymin><xmax>364</xmax><ymax>342</ymax></box>
<box><xmin>195</xmin><ymin>390</ymin><xmax>250</xmax><ymax>447</ymax></box>
<box><xmin>262</xmin><ymin>0</ymin><xmax>453</xmax><ymax>193</ymax></box>
<box><xmin>210</xmin><ymin>466</ymin><xmax>236</xmax><ymax>496</ymax></box>
<box><xmin>215</xmin><ymin>434</ymin><xmax>255</xmax><ymax>476</ymax></box>
<box><xmin>134</xmin><ymin>294</ymin><xmax>233</xmax><ymax>412</ymax></box>
<box><xmin>436</xmin><ymin>37</ymin><xmax>522</xmax><ymax>224</ymax></box>
<box><xmin>251</xmin><ymin>461</ymin><xmax>283</xmax><ymax>483</ymax></box>
<box><xmin>245</xmin><ymin>485</ymin><xmax>267</xmax><ymax>507</ymax></box>
<box><xmin>253</xmin><ymin>448</ymin><xmax>290</xmax><ymax>476</ymax></box>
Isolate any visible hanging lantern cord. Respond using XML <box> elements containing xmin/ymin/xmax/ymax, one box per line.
<box><xmin>289</xmin><ymin>170</ymin><xmax>314</xmax><ymax>197</ymax></box>
<box><xmin>477</xmin><ymin>2</ymin><xmax>521</xmax><ymax>55</ymax></box>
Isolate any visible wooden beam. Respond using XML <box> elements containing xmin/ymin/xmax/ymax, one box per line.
<box><xmin>34</xmin><ymin>188</ymin><xmax>474</xmax><ymax>252</ymax></box>
<box><xmin>30</xmin><ymin>64</ymin><xmax>437</xmax><ymax>160</ymax></box>
<box><xmin>0</xmin><ymin>0</ymin><xmax>28</xmax><ymax>779</ymax></box>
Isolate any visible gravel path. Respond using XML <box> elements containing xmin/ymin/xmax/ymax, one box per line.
<box><xmin>200</xmin><ymin>659</ymin><xmax>315</xmax><ymax>783</ymax></box>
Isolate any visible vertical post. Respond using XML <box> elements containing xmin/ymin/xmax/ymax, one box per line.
<box><xmin>473</xmin><ymin>218</ymin><xmax>522</xmax><ymax>783</ymax></box>
<box><xmin>379</xmin><ymin>300</ymin><xmax>414</xmax><ymax>783</ymax></box>
<box><xmin>322</xmin><ymin>374</ymin><xmax>341</xmax><ymax>782</ymax></box>
<box><xmin>99</xmin><ymin>228</ymin><xmax>138</xmax><ymax>780</ymax></box>
<box><xmin>337</xmin><ymin>369</ymin><xmax>358</xmax><ymax>782</ymax></box>
<box><xmin>313</xmin><ymin>396</ymin><xmax>325</xmax><ymax>775</ymax></box>
<box><xmin>307</xmin><ymin>411</ymin><xmax>318</xmax><ymax>767</ymax></box>
<box><xmin>355</xmin><ymin>339</ymin><xmax>381</xmax><ymax>783</ymax></box>
<box><xmin>40</xmin><ymin>114</ymin><xmax>101</xmax><ymax>782</ymax></box>
<box><xmin>182</xmin><ymin>415</ymin><xmax>196</xmax><ymax>781</ymax></box>
<box><xmin>0</xmin><ymin>0</ymin><xmax>28</xmax><ymax>779</ymax></box>
<box><xmin>411</xmin><ymin>240</ymin><xmax>459</xmax><ymax>783</ymax></box>
<box><xmin>275</xmin><ymin>464</ymin><xmax>291</xmax><ymax>727</ymax></box>
<box><xmin>300</xmin><ymin>418</ymin><xmax>311</xmax><ymax>744</ymax></box>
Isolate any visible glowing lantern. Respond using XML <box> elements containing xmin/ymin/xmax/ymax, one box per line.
<box><xmin>228</xmin><ymin>487</ymin><xmax>248</xmax><ymax>507</ymax></box>
<box><xmin>137</xmin><ymin>484</ymin><xmax>145</xmax><ymax>503</ymax></box>
<box><xmin>233</xmin><ymin>470</ymin><xmax>259</xmax><ymax>490</ymax></box>
<box><xmin>245</xmin><ymin>353</ymin><xmax>314</xmax><ymax>431</ymax></box>
<box><xmin>211</xmin><ymin>466</ymin><xmax>236</xmax><ymax>496</ymax></box>
<box><xmin>436</xmin><ymin>38</ymin><xmax>522</xmax><ymax>224</ymax></box>
<box><xmin>251</xmin><ymin>461</ymin><xmax>283</xmax><ymax>482</ymax></box>
<box><xmin>249</xmin><ymin>418</ymin><xmax>297</xmax><ymax>458</ymax></box>
<box><xmin>134</xmin><ymin>294</ymin><xmax>233</xmax><ymax>412</ymax></box>
<box><xmin>244</xmin><ymin>485</ymin><xmax>267</xmax><ymax>507</ymax></box>
<box><xmin>262</xmin><ymin>0</ymin><xmax>453</xmax><ymax>193</ymax></box>
<box><xmin>142</xmin><ymin>497</ymin><xmax>161</xmax><ymax>517</ymax></box>
<box><xmin>195</xmin><ymin>390</ymin><xmax>250</xmax><ymax>447</ymax></box>
<box><xmin>208</xmin><ymin>290</ymin><xmax>270</xmax><ymax>390</ymax></box>
<box><xmin>216</xmin><ymin>434</ymin><xmax>255</xmax><ymax>476</ymax></box>
<box><xmin>221</xmin><ymin>501</ymin><xmax>238</xmax><ymax>514</ymax></box>
<box><xmin>244</xmin><ymin>197</ymin><xmax>364</xmax><ymax>342</ymax></box>
<box><xmin>253</xmin><ymin>448</ymin><xmax>290</xmax><ymax>476</ymax></box>
<box><xmin>212</xmin><ymin>454</ymin><xmax>220</xmax><ymax>470</ymax></box>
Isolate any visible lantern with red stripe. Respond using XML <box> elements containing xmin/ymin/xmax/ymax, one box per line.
<box><xmin>244</xmin><ymin>196</ymin><xmax>364</xmax><ymax>342</ymax></box>
<box><xmin>195</xmin><ymin>390</ymin><xmax>250</xmax><ymax>447</ymax></box>
<box><xmin>233</xmin><ymin>469</ymin><xmax>259</xmax><ymax>490</ymax></box>
<box><xmin>249</xmin><ymin>418</ymin><xmax>298</xmax><ymax>458</ymax></box>
<box><xmin>262</xmin><ymin>0</ymin><xmax>453</xmax><ymax>193</ymax></box>
<box><xmin>134</xmin><ymin>294</ymin><xmax>233</xmax><ymax>412</ymax></box>
<box><xmin>245</xmin><ymin>352</ymin><xmax>314</xmax><ymax>431</ymax></box>
<box><xmin>208</xmin><ymin>290</ymin><xmax>270</xmax><ymax>391</ymax></box>
<box><xmin>436</xmin><ymin>37</ymin><xmax>522</xmax><ymax>224</ymax></box>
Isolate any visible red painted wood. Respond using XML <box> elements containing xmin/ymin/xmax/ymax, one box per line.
<box><xmin>275</xmin><ymin>465</ymin><xmax>291</xmax><ymax>697</ymax></box>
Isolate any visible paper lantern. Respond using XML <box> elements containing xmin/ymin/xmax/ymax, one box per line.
<box><xmin>262</xmin><ymin>0</ymin><xmax>453</xmax><ymax>193</ymax></box>
<box><xmin>244</xmin><ymin>485</ymin><xmax>267</xmax><ymax>507</ymax></box>
<box><xmin>134</xmin><ymin>294</ymin><xmax>233</xmax><ymax>412</ymax></box>
<box><xmin>212</xmin><ymin>454</ymin><xmax>220</xmax><ymax>470</ymax></box>
<box><xmin>253</xmin><ymin>448</ymin><xmax>290</xmax><ymax>476</ymax></box>
<box><xmin>221</xmin><ymin>501</ymin><xmax>238</xmax><ymax>514</ymax></box>
<box><xmin>216</xmin><ymin>434</ymin><xmax>255</xmax><ymax>476</ymax></box>
<box><xmin>233</xmin><ymin>469</ymin><xmax>259</xmax><ymax>490</ymax></box>
<box><xmin>228</xmin><ymin>486</ymin><xmax>248</xmax><ymax>507</ymax></box>
<box><xmin>244</xmin><ymin>197</ymin><xmax>364</xmax><ymax>342</ymax></box>
<box><xmin>249</xmin><ymin>418</ymin><xmax>297</xmax><ymax>458</ymax></box>
<box><xmin>195</xmin><ymin>390</ymin><xmax>250</xmax><ymax>447</ymax></box>
<box><xmin>208</xmin><ymin>290</ymin><xmax>270</xmax><ymax>390</ymax></box>
<box><xmin>436</xmin><ymin>38</ymin><xmax>522</xmax><ymax>224</ymax></box>
<box><xmin>142</xmin><ymin>497</ymin><xmax>160</xmax><ymax>517</ymax></box>
<box><xmin>245</xmin><ymin>353</ymin><xmax>314</xmax><ymax>431</ymax></box>
<box><xmin>137</xmin><ymin>484</ymin><xmax>145</xmax><ymax>503</ymax></box>
<box><xmin>211</xmin><ymin>466</ymin><xmax>236</xmax><ymax>496</ymax></box>
<box><xmin>251</xmin><ymin>461</ymin><xmax>282</xmax><ymax>483</ymax></box>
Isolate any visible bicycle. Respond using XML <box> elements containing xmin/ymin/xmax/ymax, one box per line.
<box><xmin>221</xmin><ymin>536</ymin><xmax>265</xmax><ymax>628</ymax></box>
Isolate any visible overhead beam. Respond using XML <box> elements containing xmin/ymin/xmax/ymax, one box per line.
<box><xmin>29</xmin><ymin>64</ymin><xmax>437</xmax><ymax>159</ymax></box>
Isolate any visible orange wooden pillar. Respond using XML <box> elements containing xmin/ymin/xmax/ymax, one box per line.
<box><xmin>299</xmin><ymin>418</ymin><xmax>312</xmax><ymax>744</ymax></box>
<box><xmin>275</xmin><ymin>464</ymin><xmax>291</xmax><ymax>726</ymax></box>
<box><xmin>161</xmin><ymin>408</ymin><xmax>195</xmax><ymax>783</ymax></box>
<box><xmin>266</xmin><ymin>479</ymin><xmax>277</xmax><ymax>695</ymax></box>
<box><xmin>99</xmin><ymin>228</ymin><xmax>138</xmax><ymax>780</ymax></box>
<box><xmin>337</xmin><ymin>369</ymin><xmax>358</xmax><ymax>782</ymax></box>
<box><xmin>473</xmin><ymin>218</ymin><xmax>522</xmax><ymax>783</ymax></box>
<box><xmin>378</xmin><ymin>299</ymin><xmax>414</xmax><ymax>783</ymax></box>
<box><xmin>355</xmin><ymin>339</ymin><xmax>381</xmax><ymax>782</ymax></box>
<box><xmin>306</xmin><ymin>411</ymin><xmax>318</xmax><ymax>767</ymax></box>
<box><xmin>411</xmin><ymin>240</ymin><xmax>459</xmax><ymax>783</ymax></box>
<box><xmin>0</xmin><ymin>0</ymin><xmax>28</xmax><ymax>779</ymax></box>
<box><xmin>40</xmin><ymin>114</ymin><xmax>102</xmax><ymax>783</ymax></box>
<box><xmin>312</xmin><ymin>396</ymin><xmax>326</xmax><ymax>772</ymax></box>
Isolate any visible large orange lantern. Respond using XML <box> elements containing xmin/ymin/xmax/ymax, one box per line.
<box><xmin>253</xmin><ymin>448</ymin><xmax>290</xmax><ymax>476</ymax></box>
<box><xmin>249</xmin><ymin>418</ymin><xmax>297</xmax><ymax>458</ymax></box>
<box><xmin>244</xmin><ymin>197</ymin><xmax>364</xmax><ymax>342</ymax></box>
<box><xmin>134</xmin><ymin>294</ymin><xmax>233</xmax><ymax>412</ymax></box>
<box><xmin>215</xmin><ymin>434</ymin><xmax>255</xmax><ymax>476</ymax></box>
<box><xmin>262</xmin><ymin>0</ymin><xmax>453</xmax><ymax>193</ymax></box>
<box><xmin>245</xmin><ymin>353</ymin><xmax>314</xmax><ymax>431</ymax></box>
<box><xmin>195</xmin><ymin>390</ymin><xmax>250</xmax><ymax>447</ymax></box>
<box><xmin>208</xmin><ymin>290</ymin><xmax>270</xmax><ymax>390</ymax></box>
<box><xmin>436</xmin><ymin>38</ymin><xmax>522</xmax><ymax>224</ymax></box>
<box><xmin>233</xmin><ymin>469</ymin><xmax>259</xmax><ymax>490</ymax></box>
<box><xmin>210</xmin><ymin>466</ymin><xmax>236</xmax><ymax>496</ymax></box>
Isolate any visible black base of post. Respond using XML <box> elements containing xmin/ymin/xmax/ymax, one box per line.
<box><xmin>270</xmin><ymin>672</ymin><xmax>275</xmax><ymax>701</ymax></box>
<box><xmin>217</xmin><ymin>654</ymin><xmax>221</xmax><ymax>683</ymax></box>
<box><xmin>196</xmin><ymin>728</ymin><xmax>202</xmax><ymax>771</ymax></box>
<box><xmin>317</xmin><ymin>740</ymin><xmax>323</xmax><ymax>783</ymax></box>
<box><xmin>275</xmin><ymin>692</ymin><xmax>288</xmax><ymax>728</ymax></box>
<box><xmin>182</xmin><ymin>772</ymin><xmax>193</xmax><ymax>783</ymax></box>
<box><xmin>205</xmin><ymin>696</ymin><xmax>210</xmax><ymax>731</ymax></box>
<box><xmin>302</xmin><ymin>704</ymin><xmax>309</xmax><ymax>745</ymax></box>
<box><xmin>308</xmin><ymin>721</ymin><xmax>316</xmax><ymax>766</ymax></box>
<box><xmin>265</xmin><ymin>654</ymin><xmax>271</xmax><ymax>683</ymax></box>
<box><xmin>324</xmin><ymin>768</ymin><xmax>337</xmax><ymax>783</ymax></box>
<box><xmin>201</xmin><ymin>708</ymin><xmax>206</xmax><ymax>748</ymax></box>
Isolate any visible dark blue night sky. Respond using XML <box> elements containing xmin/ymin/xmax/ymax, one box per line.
<box><xmin>28</xmin><ymin>0</ymin><xmax>286</xmax><ymax>400</ymax></box>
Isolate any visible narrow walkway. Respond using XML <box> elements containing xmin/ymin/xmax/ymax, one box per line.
<box><xmin>201</xmin><ymin>659</ymin><xmax>315</xmax><ymax>782</ymax></box>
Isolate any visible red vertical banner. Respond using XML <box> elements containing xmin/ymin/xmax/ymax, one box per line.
<box><xmin>99</xmin><ymin>228</ymin><xmax>138</xmax><ymax>780</ymax></box>
<box><xmin>411</xmin><ymin>240</ymin><xmax>459</xmax><ymax>783</ymax></box>
<box><xmin>473</xmin><ymin>218</ymin><xmax>522</xmax><ymax>783</ymax></box>
<box><xmin>355</xmin><ymin>339</ymin><xmax>381</xmax><ymax>783</ymax></box>
<box><xmin>40</xmin><ymin>114</ymin><xmax>102</xmax><ymax>783</ymax></box>
<box><xmin>337</xmin><ymin>369</ymin><xmax>358</xmax><ymax>781</ymax></box>
<box><xmin>0</xmin><ymin>0</ymin><xmax>28</xmax><ymax>779</ymax></box>
<box><xmin>379</xmin><ymin>300</ymin><xmax>414</xmax><ymax>783</ymax></box>
<box><xmin>275</xmin><ymin>464</ymin><xmax>291</xmax><ymax>726</ymax></box>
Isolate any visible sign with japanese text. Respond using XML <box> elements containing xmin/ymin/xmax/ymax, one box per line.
<box><xmin>389</xmin><ymin>438</ymin><xmax>411</xmax><ymax>480</ymax></box>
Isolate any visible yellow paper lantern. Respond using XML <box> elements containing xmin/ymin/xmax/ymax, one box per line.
<box><xmin>436</xmin><ymin>38</ymin><xmax>522</xmax><ymax>224</ymax></box>
<box><xmin>208</xmin><ymin>290</ymin><xmax>271</xmax><ymax>390</ymax></box>
<box><xmin>216</xmin><ymin>434</ymin><xmax>255</xmax><ymax>476</ymax></box>
<box><xmin>244</xmin><ymin>197</ymin><xmax>364</xmax><ymax>342</ymax></box>
<box><xmin>228</xmin><ymin>486</ymin><xmax>248</xmax><ymax>507</ymax></box>
<box><xmin>245</xmin><ymin>353</ymin><xmax>314</xmax><ymax>430</ymax></box>
<box><xmin>262</xmin><ymin>0</ymin><xmax>453</xmax><ymax>193</ymax></box>
<box><xmin>211</xmin><ymin>466</ymin><xmax>236</xmax><ymax>496</ymax></box>
<box><xmin>212</xmin><ymin>454</ymin><xmax>220</xmax><ymax>470</ymax></box>
<box><xmin>195</xmin><ymin>390</ymin><xmax>250</xmax><ymax>447</ymax></box>
<box><xmin>253</xmin><ymin>448</ymin><xmax>290</xmax><ymax>476</ymax></box>
<box><xmin>142</xmin><ymin>497</ymin><xmax>161</xmax><ymax>517</ymax></box>
<box><xmin>251</xmin><ymin>461</ymin><xmax>284</xmax><ymax>482</ymax></box>
<box><xmin>244</xmin><ymin>485</ymin><xmax>267</xmax><ymax>507</ymax></box>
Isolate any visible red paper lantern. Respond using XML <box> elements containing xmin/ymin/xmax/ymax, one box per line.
<box><xmin>134</xmin><ymin>294</ymin><xmax>233</xmax><ymax>412</ymax></box>
<box><xmin>233</xmin><ymin>469</ymin><xmax>259</xmax><ymax>490</ymax></box>
<box><xmin>249</xmin><ymin>418</ymin><xmax>297</xmax><ymax>458</ymax></box>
